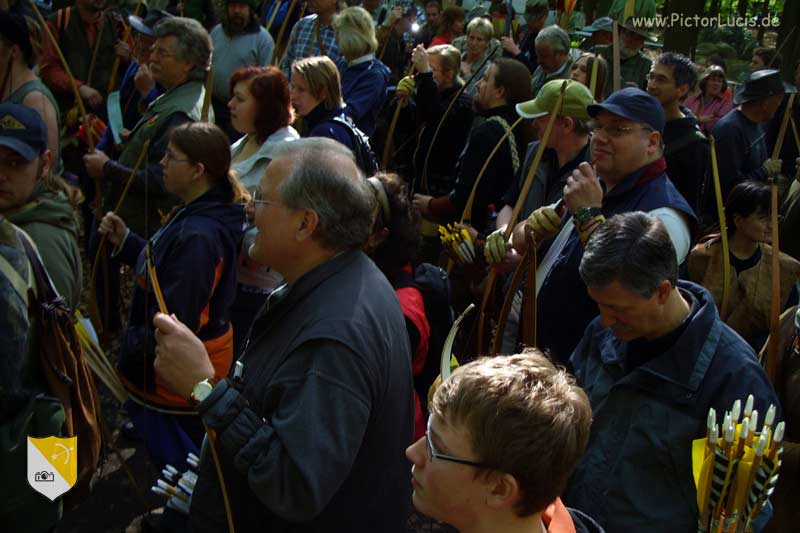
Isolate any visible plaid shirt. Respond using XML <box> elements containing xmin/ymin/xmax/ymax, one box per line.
<box><xmin>280</xmin><ymin>14</ymin><xmax>346</xmax><ymax>79</ymax></box>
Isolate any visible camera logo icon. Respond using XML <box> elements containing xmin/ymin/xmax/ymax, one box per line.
<box><xmin>35</xmin><ymin>471</ymin><xmax>55</xmax><ymax>482</ymax></box>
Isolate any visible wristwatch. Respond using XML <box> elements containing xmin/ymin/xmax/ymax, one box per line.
<box><xmin>191</xmin><ymin>377</ymin><xmax>219</xmax><ymax>405</ymax></box>
<box><xmin>573</xmin><ymin>206</ymin><xmax>602</xmax><ymax>224</ymax></box>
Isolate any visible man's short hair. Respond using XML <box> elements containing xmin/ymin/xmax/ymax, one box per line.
<box><xmin>429</xmin><ymin>349</ymin><xmax>592</xmax><ymax>517</ymax></box>
<box><xmin>579</xmin><ymin>212</ymin><xmax>678</xmax><ymax>298</ymax></box>
<box><xmin>534</xmin><ymin>25</ymin><xmax>570</xmax><ymax>54</ymax></box>
<box><xmin>657</xmin><ymin>52</ymin><xmax>697</xmax><ymax>93</ymax></box>
<box><xmin>272</xmin><ymin>138</ymin><xmax>376</xmax><ymax>251</ymax></box>
<box><xmin>154</xmin><ymin>17</ymin><xmax>211</xmax><ymax>82</ymax></box>
<box><xmin>333</xmin><ymin>7</ymin><xmax>378</xmax><ymax>59</ymax></box>
<box><xmin>492</xmin><ymin>58</ymin><xmax>533</xmax><ymax>105</ymax></box>
<box><xmin>753</xmin><ymin>47</ymin><xmax>781</xmax><ymax>70</ymax></box>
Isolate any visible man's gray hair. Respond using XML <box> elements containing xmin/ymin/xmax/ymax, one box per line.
<box><xmin>154</xmin><ymin>18</ymin><xmax>212</xmax><ymax>82</ymax></box>
<box><xmin>579</xmin><ymin>212</ymin><xmax>678</xmax><ymax>298</ymax></box>
<box><xmin>534</xmin><ymin>25</ymin><xmax>570</xmax><ymax>54</ymax></box>
<box><xmin>273</xmin><ymin>138</ymin><xmax>375</xmax><ymax>251</ymax></box>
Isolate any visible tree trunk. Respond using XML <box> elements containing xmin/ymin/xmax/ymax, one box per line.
<box><xmin>777</xmin><ymin>0</ymin><xmax>799</xmax><ymax>81</ymax></box>
<box><xmin>662</xmin><ymin>0</ymin><xmax>704</xmax><ymax>58</ymax></box>
<box><xmin>738</xmin><ymin>0</ymin><xmax>748</xmax><ymax>18</ymax></box>
<box><xmin>756</xmin><ymin>0</ymin><xmax>771</xmax><ymax>42</ymax></box>
<box><xmin>710</xmin><ymin>0</ymin><xmax>722</xmax><ymax>19</ymax></box>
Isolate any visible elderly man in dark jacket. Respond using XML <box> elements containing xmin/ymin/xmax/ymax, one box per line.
<box><xmin>565</xmin><ymin>212</ymin><xmax>779</xmax><ymax>532</ymax></box>
<box><xmin>152</xmin><ymin>137</ymin><xmax>414</xmax><ymax>533</ymax></box>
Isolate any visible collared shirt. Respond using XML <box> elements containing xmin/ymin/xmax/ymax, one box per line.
<box><xmin>684</xmin><ymin>92</ymin><xmax>735</xmax><ymax>135</ymax></box>
<box><xmin>530</xmin><ymin>56</ymin><xmax>574</xmax><ymax>96</ymax></box>
<box><xmin>280</xmin><ymin>14</ymin><xmax>346</xmax><ymax>79</ymax></box>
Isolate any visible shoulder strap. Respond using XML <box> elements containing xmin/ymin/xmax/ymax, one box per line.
<box><xmin>15</xmin><ymin>227</ymin><xmax>59</xmax><ymax>304</ymax></box>
<box><xmin>0</xmin><ymin>251</ymin><xmax>34</xmax><ymax>308</ymax></box>
<box><xmin>487</xmin><ymin>115</ymin><xmax>520</xmax><ymax>175</ymax></box>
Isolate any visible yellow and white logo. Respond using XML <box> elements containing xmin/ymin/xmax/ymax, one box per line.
<box><xmin>27</xmin><ymin>436</ymin><xmax>77</xmax><ymax>501</ymax></box>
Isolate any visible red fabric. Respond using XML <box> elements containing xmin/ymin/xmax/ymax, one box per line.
<box><xmin>542</xmin><ymin>498</ymin><xmax>576</xmax><ymax>533</ymax></box>
<box><xmin>430</xmin><ymin>34</ymin><xmax>454</xmax><ymax>46</ymax></box>
<box><xmin>634</xmin><ymin>157</ymin><xmax>667</xmax><ymax>188</ymax></box>
<box><xmin>40</xmin><ymin>11</ymin><xmax>103</xmax><ymax>94</ymax></box>
<box><xmin>396</xmin><ymin>277</ymin><xmax>431</xmax><ymax>441</ymax></box>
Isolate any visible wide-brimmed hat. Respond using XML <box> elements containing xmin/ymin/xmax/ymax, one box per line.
<box><xmin>517</xmin><ymin>79</ymin><xmax>594</xmax><ymax>121</ymax></box>
<box><xmin>734</xmin><ymin>69</ymin><xmax>796</xmax><ymax>105</ymax></box>
<box><xmin>575</xmin><ymin>16</ymin><xmax>613</xmax><ymax>37</ymax></box>
<box><xmin>128</xmin><ymin>9</ymin><xmax>173</xmax><ymax>36</ymax></box>
<box><xmin>698</xmin><ymin>65</ymin><xmax>728</xmax><ymax>93</ymax></box>
<box><xmin>619</xmin><ymin>16</ymin><xmax>657</xmax><ymax>42</ymax></box>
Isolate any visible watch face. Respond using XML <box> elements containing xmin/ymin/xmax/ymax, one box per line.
<box><xmin>192</xmin><ymin>381</ymin><xmax>213</xmax><ymax>402</ymax></box>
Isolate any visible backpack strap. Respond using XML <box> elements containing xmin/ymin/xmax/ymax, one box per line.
<box><xmin>15</xmin><ymin>227</ymin><xmax>60</xmax><ymax>305</ymax></box>
<box><xmin>0</xmin><ymin>249</ymin><xmax>35</xmax><ymax>308</ymax></box>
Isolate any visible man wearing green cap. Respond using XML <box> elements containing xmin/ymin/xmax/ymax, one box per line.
<box><xmin>211</xmin><ymin>0</ymin><xmax>275</xmax><ymax>139</ymax></box>
<box><xmin>485</xmin><ymin>79</ymin><xmax>594</xmax><ymax>270</ymax></box>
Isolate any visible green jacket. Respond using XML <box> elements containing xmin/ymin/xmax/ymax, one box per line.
<box><xmin>599</xmin><ymin>45</ymin><xmax>653</xmax><ymax>97</ymax></box>
<box><xmin>104</xmin><ymin>80</ymin><xmax>207</xmax><ymax>237</ymax></box>
<box><xmin>7</xmin><ymin>189</ymin><xmax>82</xmax><ymax>310</ymax></box>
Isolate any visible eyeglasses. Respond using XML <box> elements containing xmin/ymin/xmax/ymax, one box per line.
<box><xmin>150</xmin><ymin>45</ymin><xmax>177</xmax><ymax>59</ymax></box>
<box><xmin>163</xmin><ymin>151</ymin><xmax>190</xmax><ymax>164</ymax></box>
<box><xmin>252</xmin><ymin>186</ymin><xmax>283</xmax><ymax>208</ymax></box>
<box><xmin>425</xmin><ymin>418</ymin><xmax>492</xmax><ymax>469</ymax></box>
<box><xmin>590</xmin><ymin>121</ymin><xmax>655</xmax><ymax>139</ymax></box>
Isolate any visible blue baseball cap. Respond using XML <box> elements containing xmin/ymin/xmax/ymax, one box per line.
<box><xmin>587</xmin><ymin>87</ymin><xmax>665</xmax><ymax>135</ymax></box>
<box><xmin>0</xmin><ymin>103</ymin><xmax>48</xmax><ymax>161</ymax></box>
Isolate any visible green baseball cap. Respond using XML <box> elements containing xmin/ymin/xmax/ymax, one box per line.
<box><xmin>516</xmin><ymin>79</ymin><xmax>594</xmax><ymax>121</ymax></box>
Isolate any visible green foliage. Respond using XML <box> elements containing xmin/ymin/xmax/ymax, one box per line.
<box><xmin>697</xmin><ymin>25</ymin><xmax>757</xmax><ymax>58</ymax></box>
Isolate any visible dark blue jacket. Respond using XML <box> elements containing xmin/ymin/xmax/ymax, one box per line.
<box><xmin>303</xmin><ymin>104</ymin><xmax>355</xmax><ymax>151</ymax></box>
<box><xmin>116</xmin><ymin>184</ymin><xmax>245</xmax><ymax>406</ymax></box>
<box><xmin>341</xmin><ymin>57</ymin><xmax>390</xmax><ymax>137</ymax></box>
<box><xmin>565</xmin><ymin>281</ymin><xmax>780</xmax><ymax>532</ymax></box>
<box><xmin>190</xmin><ymin>250</ymin><xmax>413</xmax><ymax>532</ymax></box>
<box><xmin>536</xmin><ymin>159</ymin><xmax>697</xmax><ymax>364</ymax></box>
<box><xmin>711</xmin><ymin>108</ymin><xmax>769</xmax><ymax>202</ymax></box>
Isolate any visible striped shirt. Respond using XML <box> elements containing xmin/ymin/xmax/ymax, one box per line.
<box><xmin>280</xmin><ymin>14</ymin><xmax>346</xmax><ymax>79</ymax></box>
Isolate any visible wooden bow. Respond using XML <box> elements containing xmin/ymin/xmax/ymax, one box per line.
<box><xmin>382</xmin><ymin>65</ymin><xmax>416</xmax><ymax>169</ymax></box>
<box><xmin>709</xmin><ymin>136</ymin><xmax>730</xmax><ymax>318</ymax></box>
<box><xmin>265</xmin><ymin>0</ymin><xmax>284</xmax><ymax>32</ymax></box>
<box><xmin>107</xmin><ymin>0</ymin><xmax>145</xmax><ymax>94</ymax></box>
<box><xmin>763</xmin><ymin>92</ymin><xmax>795</xmax><ymax>382</ymax></box>
<box><xmin>476</xmin><ymin>80</ymin><xmax>567</xmax><ymax>355</ymax></box>
<box><xmin>201</xmin><ymin>65</ymin><xmax>214</xmax><ymax>122</ymax></box>
<box><xmin>271</xmin><ymin>0</ymin><xmax>299</xmax><ymax>65</ymax></box>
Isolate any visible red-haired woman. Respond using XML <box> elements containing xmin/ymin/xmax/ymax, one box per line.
<box><xmin>227</xmin><ymin>66</ymin><xmax>299</xmax><ymax>354</ymax></box>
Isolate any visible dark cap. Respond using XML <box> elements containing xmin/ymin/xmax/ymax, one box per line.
<box><xmin>0</xmin><ymin>11</ymin><xmax>33</xmax><ymax>59</ymax></box>
<box><xmin>0</xmin><ymin>103</ymin><xmax>48</xmax><ymax>161</ymax></box>
<box><xmin>734</xmin><ymin>69</ymin><xmax>796</xmax><ymax>105</ymax></box>
<box><xmin>588</xmin><ymin>87</ymin><xmax>665</xmax><ymax>135</ymax></box>
<box><xmin>128</xmin><ymin>9</ymin><xmax>173</xmax><ymax>36</ymax></box>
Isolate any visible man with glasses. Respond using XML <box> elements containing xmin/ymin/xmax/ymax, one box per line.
<box><xmin>152</xmin><ymin>138</ymin><xmax>414</xmax><ymax>532</ymax></box>
<box><xmin>406</xmin><ymin>349</ymin><xmax>600</xmax><ymax>532</ymax></box>
<box><xmin>83</xmin><ymin>16</ymin><xmax>212</xmax><ymax>238</ymax></box>
<box><xmin>531</xmin><ymin>87</ymin><xmax>696</xmax><ymax>365</ymax></box>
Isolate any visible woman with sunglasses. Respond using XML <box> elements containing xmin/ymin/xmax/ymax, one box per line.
<box><xmin>688</xmin><ymin>180</ymin><xmax>800</xmax><ymax>350</ymax></box>
<box><xmin>98</xmin><ymin>122</ymin><xmax>247</xmax><ymax>469</ymax></box>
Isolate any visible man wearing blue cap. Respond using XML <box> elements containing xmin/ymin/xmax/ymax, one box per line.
<box><xmin>531</xmin><ymin>87</ymin><xmax>696</xmax><ymax>364</ymax></box>
<box><xmin>0</xmin><ymin>103</ymin><xmax>82</xmax><ymax>310</ymax></box>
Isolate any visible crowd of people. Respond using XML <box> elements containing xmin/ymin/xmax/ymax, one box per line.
<box><xmin>1</xmin><ymin>0</ymin><xmax>799</xmax><ymax>531</ymax></box>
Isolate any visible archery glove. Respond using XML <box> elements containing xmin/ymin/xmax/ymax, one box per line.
<box><xmin>397</xmin><ymin>76</ymin><xmax>416</xmax><ymax>98</ymax></box>
<box><xmin>525</xmin><ymin>205</ymin><xmax>562</xmax><ymax>241</ymax></box>
<box><xmin>484</xmin><ymin>229</ymin><xmax>508</xmax><ymax>264</ymax></box>
<box><xmin>762</xmin><ymin>158</ymin><xmax>782</xmax><ymax>177</ymax></box>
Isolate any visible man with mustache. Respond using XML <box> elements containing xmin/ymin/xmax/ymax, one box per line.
<box><xmin>532</xmin><ymin>88</ymin><xmax>696</xmax><ymax>365</ymax></box>
<box><xmin>210</xmin><ymin>0</ymin><xmax>275</xmax><ymax>140</ymax></box>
